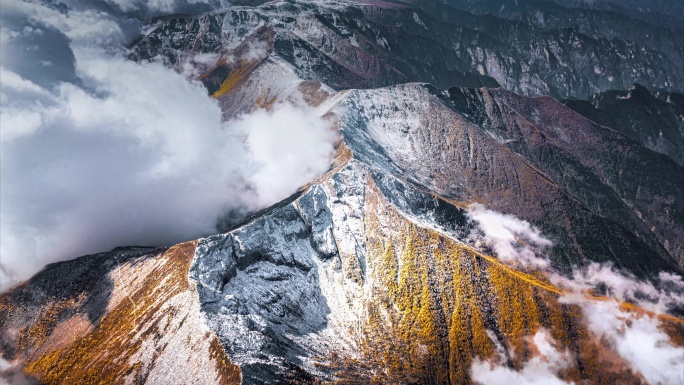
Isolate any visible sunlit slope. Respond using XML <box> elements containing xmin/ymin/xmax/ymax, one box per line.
<box><xmin>0</xmin><ymin>243</ymin><xmax>240</xmax><ymax>385</ymax></box>
<box><xmin>1</xmin><ymin>147</ymin><xmax>682</xmax><ymax>384</ymax></box>
<box><xmin>130</xmin><ymin>0</ymin><xmax>684</xmax><ymax>99</ymax></box>
<box><xmin>189</xmin><ymin>153</ymin><xmax>684</xmax><ymax>383</ymax></box>
<box><xmin>2</xmin><ymin>2</ymin><xmax>684</xmax><ymax>381</ymax></box>
<box><xmin>341</xmin><ymin>84</ymin><xmax>684</xmax><ymax>272</ymax></box>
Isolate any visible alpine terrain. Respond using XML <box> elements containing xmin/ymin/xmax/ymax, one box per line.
<box><xmin>2</xmin><ymin>0</ymin><xmax>684</xmax><ymax>384</ymax></box>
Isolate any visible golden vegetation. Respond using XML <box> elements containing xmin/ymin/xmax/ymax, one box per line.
<box><xmin>17</xmin><ymin>296</ymin><xmax>82</xmax><ymax>357</ymax></box>
<box><xmin>333</xmin><ymin>177</ymin><xmax>659</xmax><ymax>384</ymax></box>
<box><xmin>210</xmin><ymin>337</ymin><xmax>242</xmax><ymax>385</ymax></box>
<box><xmin>255</xmin><ymin>89</ymin><xmax>278</xmax><ymax>111</ymax></box>
<box><xmin>4</xmin><ymin>166</ymin><xmax>682</xmax><ymax>384</ymax></box>
<box><xmin>211</xmin><ymin>60</ymin><xmax>260</xmax><ymax>99</ymax></box>
<box><xmin>13</xmin><ymin>242</ymin><xmax>240</xmax><ymax>385</ymax></box>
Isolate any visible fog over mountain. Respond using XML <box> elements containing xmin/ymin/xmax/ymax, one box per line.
<box><xmin>0</xmin><ymin>0</ymin><xmax>336</xmax><ymax>289</ymax></box>
<box><xmin>1</xmin><ymin>0</ymin><xmax>683</xmax><ymax>384</ymax></box>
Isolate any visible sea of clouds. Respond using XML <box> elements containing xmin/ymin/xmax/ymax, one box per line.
<box><xmin>0</xmin><ymin>0</ymin><xmax>336</xmax><ymax>290</ymax></box>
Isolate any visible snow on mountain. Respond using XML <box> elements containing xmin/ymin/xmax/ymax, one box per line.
<box><xmin>2</xmin><ymin>0</ymin><xmax>684</xmax><ymax>384</ymax></box>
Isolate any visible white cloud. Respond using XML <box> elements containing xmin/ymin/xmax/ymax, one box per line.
<box><xmin>229</xmin><ymin>99</ymin><xmax>336</xmax><ymax>207</ymax></box>
<box><xmin>104</xmin><ymin>0</ymin><xmax>227</xmax><ymax>15</ymax></box>
<box><xmin>467</xmin><ymin>205</ymin><xmax>684</xmax><ymax>385</ymax></box>
<box><xmin>0</xmin><ymin>0</ymin><xmax>335</xmax><ymax>290</ymax></box>
<box><xmin>554</xmin><ymin>263</ymin><xmax>684</xmax><ymax>385</ymax></box>
<box><xmin>241</xmin><ymin>40</ymin><xmax>270</xmax><ymax>62</ymax></box>
<box><xmin>471</xmin><ymin>330</ymin><xmax>574</xmax><ymax>385</ymax></box>
<box><xmin>551</xmin><ymin>263</ymin><xmax>684</xmax><ymax>315</ymax></box>
<box><xmin>182</xmin><ymin>52</ymin><xmax>222</xmax><ymax>77</ymax></box>
<box><xmin>659</xmin><ymin>271</ymin><xmax>684</xmax><ymax>290</ymax></box>
<box><xmin>467</xmin><ymin>203</ymin><xmax>552</xmax><ymax>268</ymax></box>
<box><xmin>559</xmin><ymin>297</ymin><xmax>684</xmax><ymax>385</ymax></box>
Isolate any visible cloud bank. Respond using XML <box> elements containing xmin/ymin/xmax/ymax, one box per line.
<box><xmin>0</xmin><ymin>0</ymin><xmax>336</xmax><ymax>290</ymax></box>
<box><xmin>467</xmin><ymin>205</ymin><xmax>684</xmax><ymax>385</ymax></box>
<box><xmin>563</xmin><ymin>298</ymin><xmax>684</xmax><ymax>385</ymax></box>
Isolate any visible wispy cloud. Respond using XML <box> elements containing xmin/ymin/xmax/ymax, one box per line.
<box><xmin>471</xmin><ymin>330</ymin><xmax>574</xmax><ymax>385</ymax></box>
<box><xmin>562</xmin><ymin>297</ymin><xmax>684</xmax><ymax>384</ymax></box>
<box><xmin>0</xmin><ymin>357</ymin><xmax>38</xmax><ymax>385</ymax></box>
<box><xmin>467</xmin><ymin>204</ymin><xmax>684</xmax><ymax>385</ymax></box>
<box><xmin>467</xmin><ymin>203</ymin><xmax>552</xmax><ymax>268</ymax></box>
<box><xmin>554</xmin><ymin>265</ymin><xmax>684</xmax><ymax>385</ymax></box>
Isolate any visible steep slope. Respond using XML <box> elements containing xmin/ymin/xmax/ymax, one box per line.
<box><xmin>192</xmin><ymin>28</ymin><xmax>684</xmax><ymax>274</ymax></box>
<box><xmin>433</xmin><ymin>0</ymin><xmax>684</xmax><ymax>30</ymax></box>
<box><xmin>0</xmin><ymin>244</ymin><xmax>241</xmax><ymax>384</ymax></box>
<box><xmin>3</xmin><ymin>78</ymin><xmax>684</xmax><ymax>383</ymax></box>
<box><xmin>3</xmin><ymin>1</ymin><xmax>684</xmax><ymax>384</ymax></box>
<box><xmin>343</xmin><ymin>83</ymin><xmax>684</xmax><ymax>271</ymax></box>
<box><xmin>129</xmin><ymin>0</ymin><xmax>683</xmax><ymax>99</ymax></box>
<box><xmin>563</xmin><ymin>84</ymin><xmax>684</xmax><ymax>166</ymax></box>
<box><xmin>554</xmin><ymin>0</ymin><xmax>684</xmax><ymax>29</ymax></box>
<box><xmin>6</xmin><ymin>151</ymin><xmax>681</xmax><ymax>384</ymax></box>
<box><xmin>412</xmin><ymin>0</ymin><xmax>684</xmax><ymax>62</ymax></box>
<box><xmin>190</xmin><ymin>155</ymin><xmax>684</xmax><ymax>383</ymax></box>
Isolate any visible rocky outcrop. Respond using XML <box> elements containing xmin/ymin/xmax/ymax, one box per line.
<box><xmin>189</xmin><ymin>154</ymin><xmax>684</xmax><ymax>383</ymax></box>
<box><xmin>3</xmin><ymin>75</ymin><xmax>684</xmax><ymax>385</ymax></box>
<box><xmin>342</xmin><ymin>83</ymin><xmax>684</xmax><ymax>271</ymax></box>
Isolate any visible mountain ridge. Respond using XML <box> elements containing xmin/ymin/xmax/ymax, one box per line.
<box><xmin>129</xmin><ymin>0</ymin><xmax>684</xmax><ymax>99</ymax></box>
<box><xmin>2</xmin><ymin>0</ymin><xmax>684</xmax><ymax>384</ymax></box>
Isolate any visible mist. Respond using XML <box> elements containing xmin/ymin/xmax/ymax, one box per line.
<box><xmin>0</xmin><ymin>0</ymin><xmax>336</xmax><ymax>290</ymax></box>
<box><xmin>467</xmin><ymin>203</ymin><xmax>552</xmax><ymax>268</ymax></box>
<box><xmin>467</xmin><ymin>205</ymin><xmax>684</xmax><ymax>385</ymax></box>
<box><xmin>471</xmin><ymin>330</ymin><xmax>574</xmax><ymax>385</ymax></box>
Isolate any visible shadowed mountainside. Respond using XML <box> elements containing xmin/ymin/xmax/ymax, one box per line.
<box><xmin>129</xmin><ymin>0</ymin><xmax>683</xmax><ymax>99</ymax></box>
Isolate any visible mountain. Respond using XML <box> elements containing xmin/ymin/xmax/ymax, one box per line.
<box><xmin>2</xmin><ymin>0</ymin><xmax>684</xmax><ymax>384</ymax></box>
<box><xmin>411</xmin><ymin>0</ymin><xmax>684</xmax><ymax>32</ymax></box>
<box><xmin>562</xmin><ymin>84</ymin><xmax>684</xmax><ymax>167</ymax></box>
<box><xmin>129</xmin><ymin>0</ymin><xmax>683</xmax><ymax>99</ymax></box>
